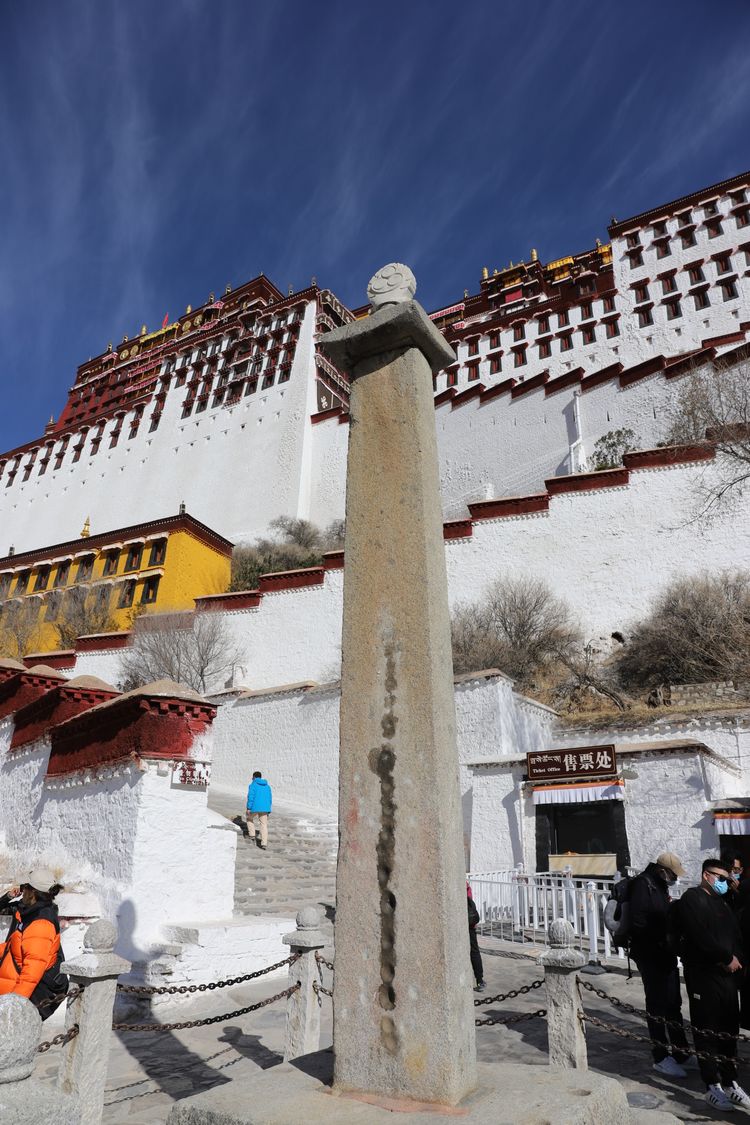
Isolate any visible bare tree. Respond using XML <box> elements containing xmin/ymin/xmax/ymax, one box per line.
<box><xmin>118</xmin><ymin>611</ymin><xmax>246</xmax><ymax>695</ymax></box>
<box><xmin>0</xmin><ymin>599</ymin><xmax>44</xmax><ymax>659</ymax></box>
<box><xmin>616</xmin><ymin>571</ymin><xmax>750</xmax><ymax>690</ymax></box>
<box><xmin>230</xmin><ymin>516</ymin><xmax>345</xmax><ymax>592</ymax></box>
<box><xmin>54</xmin><ymin>587</ymin><xmax>117</xmax><ymax>649</ymax></box>
<box><xmin>553</xmin><ymin>642</ymin><xmax>629</xmax><ymax>712</ymax></box>
<box><xmin>451</xmin><ymin>576</ymin><xmax>579</xmax><ymax>685</ymax></box>
<box><xmin>663</xmin><ymin>355</ymin><xmax>750</xmax><ymax>513</ymax></box>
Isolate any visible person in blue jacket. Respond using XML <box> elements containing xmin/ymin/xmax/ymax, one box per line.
<box><xmin>246</xmin><ymin>771</ymin><xmax>272</xmax><ymax>850</ymax></box>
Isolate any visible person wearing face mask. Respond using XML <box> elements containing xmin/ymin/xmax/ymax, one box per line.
<box><xmin>628</xmin><ymin>851</ymin><xmax>691</xmax><ymax>1078</ymax></box>
<box><xmin>674</xmin><ymin>857</ymin><xmax>750</xmax><ymax>1112</ymax></box>
<box><xmin>0</xmin><ymin>869</ymin><xmax>68</xmax><ymax>1018</ymax></box>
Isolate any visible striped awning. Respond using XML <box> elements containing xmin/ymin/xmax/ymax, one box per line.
<box><xmin>714</xmin><ymin>811</ymin><xmax>750</xmax><ymax>836</ymax></box>
<box><xmin>532</xmin><ymin>779</ymin><xmax>625</xmax><ymax>805</ymax></box>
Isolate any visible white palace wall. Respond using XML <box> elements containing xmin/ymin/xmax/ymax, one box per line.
<box><xmin>208</xmin><ymin>672</ymin><xmax>554</xmax><ymax>828</ymax></box>
<box><xmin>65</xmin><ymin>445</ymin><xmax>750</xmax><ymax>694</ymax></box>
<box><xmin>0</xmin><ymin>302</ymin><xmax>320</xmax><ymax>555</ymax></box>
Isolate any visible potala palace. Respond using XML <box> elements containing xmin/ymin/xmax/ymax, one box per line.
<box><xmin>1</xmin><ymin>169</ymin><xmax>749</xmax><ymax>980</ymax></box>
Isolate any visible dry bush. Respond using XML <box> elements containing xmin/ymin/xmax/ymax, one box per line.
<box><xmin>119</xmin><ymin>611</ymin><xmax>246</xmax><ymax>695</ymax></box>
<box><xmin>663</xmin><ymin>356</ymin><xmax>750</xmax><ymax>511</ymax></box>
<box><xmin>451</xmin><ymin>576</ymin><xmax>579</xmax><ymax>686</ymax></box>
<box><xmin>0</xmin><ymin>600</ymin><xmax>43</xmax><ymax>659</ymax></box>
<box><xmin>230</xmin><ymin>516</ymin><xmax>345</xmax><ymax>592</ymax></box>
<box><xmin>54</xmin><ymin>587</ymin><xmax>117</xmax><ymax>649</ymax></box>
<box><xmin>615</xmin><ymin>571</ymin><xmax>750</xmax><ymax>690</ymax></box>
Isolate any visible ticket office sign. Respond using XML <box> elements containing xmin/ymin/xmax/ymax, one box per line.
<box><xmin>526</xmin><ymin>745</ymin><xmax>618</xmax><ymax>782</ymax></box>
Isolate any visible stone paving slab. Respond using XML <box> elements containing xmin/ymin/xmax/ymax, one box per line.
<box><xmin>166</xmin><ymin>1053</ymin><xmax>646</xmax><ymax>1124</ymax></box>
<box><xmin>34</xmin><ymin>936</ymin><xmax>742</xmax><ymax>1122</ymax></box>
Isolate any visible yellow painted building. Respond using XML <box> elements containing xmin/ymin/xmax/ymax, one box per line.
<box><xmin>0</xmin><ymin>511</ymin><xmax>232</xmax><ymax>655</ymax></box>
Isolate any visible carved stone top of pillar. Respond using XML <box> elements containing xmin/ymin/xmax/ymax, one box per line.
<box><xmin>318</xmin><ymin>296</ymin><xmax>455</xmax><ymax>378</ymax></box>
<box><xmin>0</xmin><ymin>995</ymin><xmax>40</xmax><ymax>1083</ymax></box>
<box><xmin>367</xmin><ymin>263</ymin><xmax>417</xmax><ymax>309</ymax></box>
<box><xmin>541</xmin><ymin>919</ymin><xmax>585</xmax><ymax>971</ymax></box>
<box><xmin>282</xmin><ymin>905</ymin><xmax>326</xmax><ymax>950</ymax></box>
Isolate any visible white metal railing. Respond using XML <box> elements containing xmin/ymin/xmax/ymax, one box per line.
<box><xmin>467</xmin><ymin>867</ymin><xmax>626</xmax><ymax>964</ymax></box>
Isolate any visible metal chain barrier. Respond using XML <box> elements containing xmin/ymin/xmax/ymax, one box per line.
<box><xmin>38</xmin><ymin>1025</ymin><xmax>79</xmax><ymax>1053</ymax></box>
<box><xmin>314</xmin><ymin>952</ymin><xmax>335</xmax><ymax>973</ymax></box>
<box><xmin>312</xmin><ymin>980</ymin><xmax>333</xmax><ymax>999</ymax></box>
<box><xmin>580</xmin><ymin>979</ymin><xmax>750</xmax><ymax>1045</ymax></box>
<box><xmin>116</xmin><ymin>953</ymin><xmax>300</xmax><ymax>996</ymax></box>
<box><xmin>112</xmin><ymin>982</ymin><xmax>300</xmax><ymax>1033</ymax></box>
<box><xmin>474</xmin><ymin>978</ymin><xmax>544</xmax><ymax>1007</ymax></box>
<box><xmin>476</xmin><ymin>1008</ymin><xmax>547</xmax><ymax>1028</ymax></box>
<box><xmin>579</xmin><ymin>1011</ymin><xmax>745</xmax><ymax>1070</ymax></box>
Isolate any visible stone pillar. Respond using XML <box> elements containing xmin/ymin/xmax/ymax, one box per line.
<box><xmin>540</xmin><ymin>919</ymin><xmax>587</xmax><ymax>1070</ymax></box>
<box><xmin>0</xmin><ymin>994</ymin><xmax>79</xmax><ymax>1123</ymax></box>
<box><xmin>282</xmin><ymin>906</ymin><xmax>327</xmax><ymax>1062</ymax></box>
<box><xmin>58</xmin><ymin>919</ymin><xmax>131</xmax><ymax>1125</ymax></box>
<box><xmin>318</xmin><ymin>264</ymin><xmax>476</xmax><ymax>1106</ymax></box>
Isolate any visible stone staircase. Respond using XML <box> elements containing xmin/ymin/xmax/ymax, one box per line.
<box><xmin>207</xmin><ymin>791</ymin><xmax>338</xmax><ymax>925</ymax></box>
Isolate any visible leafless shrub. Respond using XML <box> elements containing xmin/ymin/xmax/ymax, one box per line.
<box><xmin>552</xmin><ymin>642</ymin><xmax>629</xmax><ymax>712</ymax></box>
<box><xmin>54</xmin><ymin>587</ymin><xmax>117</xmax><ymax>649</ymax></box>
<box><xmin>615</xmin><ymin>571</ymin><xmax>750</xmax><ymax>690</ymax></box>
<box><xmin>0</xmin><ymin>600</ymin><xmax>43</xmax><ymax>659</ymax></box>
<box><xmin>663</xmin><ymin>356</ymin><xmax>750</xmax><ymax>512</ymax></box>
<box><xmin>230</xmin><ymin>516</ymin><xmax>345</xmax><ymax>592</ymax></box>
<box><xmin>118</xmin><ymin>611</ymin><xmax>246</xmax><ymax>695</ymax></box>
<box><xmin>451</xmin><ymin>576</ymin><xmax>579</xmax><ymax>686</ymax></box>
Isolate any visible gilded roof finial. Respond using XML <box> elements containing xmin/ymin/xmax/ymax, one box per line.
<box><xmin>208</xmin><ymin>292</ymin><xmax>215</xmax><ymax>304</ymax></box>
<box><xmin>140</xmin><ymin>324</ymin><xmax>147</xmax><ymax>336</ymax></box>
<box><xmin>186</xmin><ymin>304</ymin><xmax>192</xmax><ymax>314</ymax></box>
<box><xmin>596</xmin><ymin>238</ymin><xmax>602</xmax><ymax>247</ymax></box>
<box><xmin>80</xmin><ymin>516</ymin><xmax>91</xmax><ymax>539</ymax></box>
<box><xmin>482</xmin><ymin>266</ymin><xmax>489</xmax><ymax>280</ymax></box>
<box><xmin>530</xmin><ymin>248</ymin><xmax>538</xmax><ymax>262</ymax></box>
<box><xmin>225</xmin><ymin>283</ymin><xmax>232</xmax><ymax>294</ymax></box>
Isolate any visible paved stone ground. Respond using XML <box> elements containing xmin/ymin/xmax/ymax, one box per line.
<box><xmin>34</xmin><ymin>935</ymin><xmax>745</xmax><ymax>1123</ymax></box>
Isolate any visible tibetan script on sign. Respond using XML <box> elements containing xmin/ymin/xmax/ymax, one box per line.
<box><xmin>171</xmin><ymin>760</ymin><xmax>211</xmax><ymax>789</ymax></box>
<box><xmin>526</xmin><ymin>745</ymin><xmax>618</xmax><ymax>782</ymax></box>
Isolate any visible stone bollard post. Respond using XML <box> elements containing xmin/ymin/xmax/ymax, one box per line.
<box><xmin>57</xmin><ymin>919</ymin><xmax>131</xmax><ymax>1125</ymax></box>
<box><xmin>0</xmin><ymin>994</ymin><xmax>79</xmax><ymax>1123</ymax></box>
<box><xmin>540</xmin><ymin>918</ymin><xmax>588</xmax><ymax>1070</ymax></box>
<box><xmin>282</xmin><ymin>906</ymin><xmax>327</xmax><ymax>1062</ymax></box>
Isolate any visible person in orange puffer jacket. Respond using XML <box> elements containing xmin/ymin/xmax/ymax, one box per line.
<box><xmin>0</xmin><ymin>868</ymin><xmax>67</xmax><ymax>1017</ymax></box>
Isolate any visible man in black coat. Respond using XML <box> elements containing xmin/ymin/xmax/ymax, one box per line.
<box><xmin>675</xmin><ymin>856</ymin><xmax>750</xmax><ymax>1113</ymax></box>
<box><xmin>628</xmin><ymin>851</ymin><xmax>690</xmax><ymax>1078</ymax></box>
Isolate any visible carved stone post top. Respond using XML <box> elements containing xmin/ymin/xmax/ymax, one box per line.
<box><xmin>0</xmin><ymin>995</ymin><xmax>41</xmax><ymax>1083</ymax></box>
<box><xmin>367</xmin><ymin>263</ymin><xmax>417</xmax><ymax>309</ymax></box>
<box><xmin>318</xmin><ymin>269</ymin><xmax>455</xmax><ymax>376</ymax></box>
<box><xmin>541</xmin><ymin>919</ymin><xmax>586</xmax><ymax>971</ymax></box>
<box><xmin>282</xmin><ymin>905</ymin><xmax>326</xmax><ymax>950</ymax></box>
<box><xmin>62</xmin><ymin>919</ymin><xmax>130</xmax><ymax>981</ymax></box>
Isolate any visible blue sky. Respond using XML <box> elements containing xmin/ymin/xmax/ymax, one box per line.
<box><xmin>1</xmin><ymin>0</ymin><xmax>749</xmax><ymax>452</ymax></box>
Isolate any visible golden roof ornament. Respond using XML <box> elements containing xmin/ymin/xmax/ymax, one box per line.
<box><xmin>80</xmin><ymin>517</ymin><xmax>91</xmax><ymax>539</ymax></box>
<box><xmin>531</xmin><ymin>248</ymin><xmax>538</xmax><ymax>262</ymax></box>
<box><xmin>482</xmin><ymin>267</ymin><xmax>489</xmax><ymax>280</ymax></box>
<box><xmin>140</xmin><ymin>325</ymin><xmax>147</xmax><ymax>336</ymax></box>
<box><xmin>186</xmin><ymin>304</ymin><xmax>192</xmax><ymax>314</ymax></box>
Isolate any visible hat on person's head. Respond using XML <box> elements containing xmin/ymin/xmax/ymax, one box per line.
<box><xmin>655</xmin><ymin>851</ymin><xmax>686</xmax><ymax>878</ymax></box>
<box><xmin>24</xmin><ymin>867</ymin><xmax>61</xmax><ymax>895</ymax></box>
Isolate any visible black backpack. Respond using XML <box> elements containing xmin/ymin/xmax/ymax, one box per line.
<box><xmin>603</xmin><ymin>876</ymin><xmax>636</xmax><ymax>949</ymax></box>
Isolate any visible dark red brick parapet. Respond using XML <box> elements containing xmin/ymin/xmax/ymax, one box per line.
<box><xmin>545</xmin><ymin>468</ymin><xmax>630</xmax><ymax>495</ymax></box>
<box><xmin>46</xmin><ymin>682</ymin><xmax>216</xmax><ymax>778</ymax></box>
<box><xmin>11</xmin><ymin>678</ymin><xmax>119</xmax><ymax>751</ymax></box>
<box><xmin>23</xmin><ymin>651</ymin><xmax>76</xmax><ymax>671</ymax></box>
<box><xmin>75</xmin><ymin>632</ymin><xmax>132</xmax><ymax>653</ymax></box>
<box><xmin>258</xmin><ymin>566</ymin><xmax>325</xmax><ymax>594</ymax></box>
<box><xmin>623</xmin><ymin>443</ymin><xmax>715</xmax><ymax>470</ymax></box>
<box><xmin>195</xmin><ymin>589</ymin><xmax>262</xmax><ymax>611</ymax></box>
<box><xmin>443</xmin><ymin>519</ymin><xmax>473</xmax><ymax>540</ymax></box>
<box><xmin>468</xmin><ymin>494</ymin><xmax>550</xmax><ymax>520</ymax></box>
<box><xmin>0</xmin><ymin>668</ymin><xmax>68</xmax><ymax>723</ymax></box>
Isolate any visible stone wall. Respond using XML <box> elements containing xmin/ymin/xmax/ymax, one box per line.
<box><xmin>47</xmin><ymin>442</ymin><xmax>750</xmax><ymax>696</ymax></box>
<box><xmin>0</xmin><ymin>665</ymin><xmax>236</xmax><ymax>960</ymax></box>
